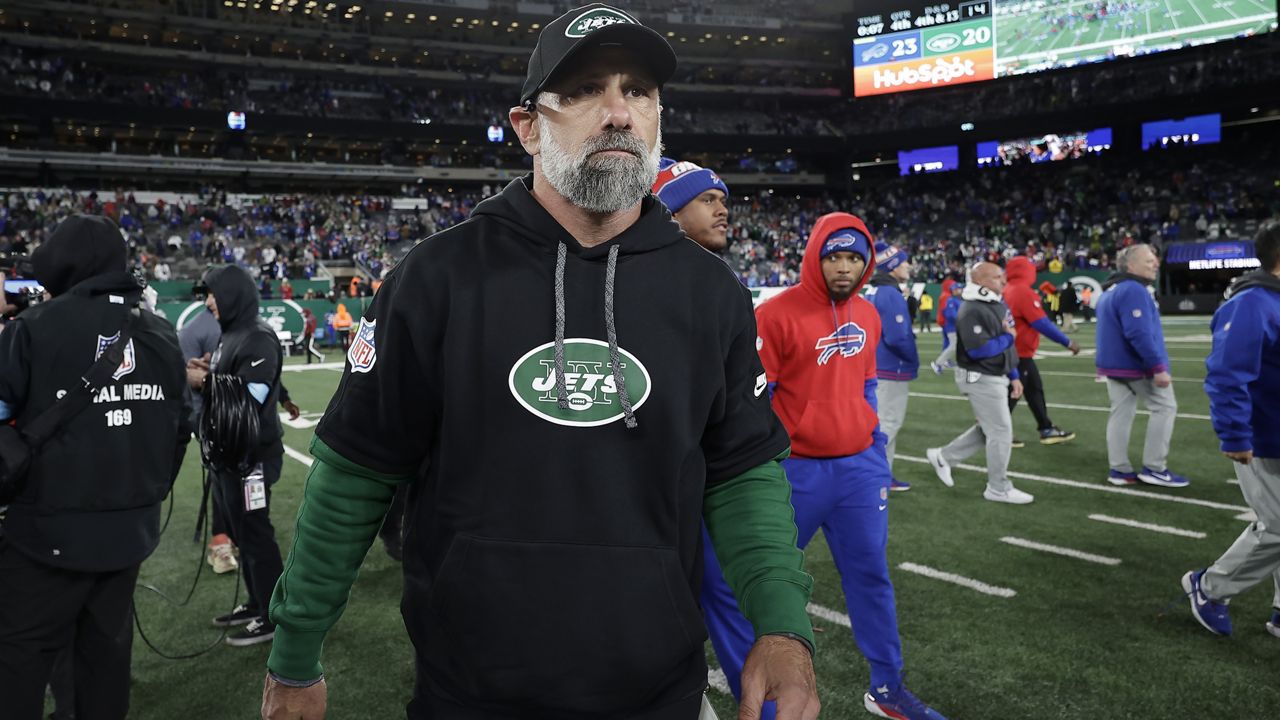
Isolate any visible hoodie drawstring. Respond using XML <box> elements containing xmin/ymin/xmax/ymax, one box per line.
<box><xmin>553</xmin><ymin>241</ymin><xmax>570</xmax><ymax>410</ymax></box>
<box><xmin>551</xmin><ymin>241</ymin><xmax>638</xmax><ymax>429</ymax></box>
<box><xmin>605</xmin><ymin>244</ymin><xmax>638</xmax><ymax>429</ymax></box>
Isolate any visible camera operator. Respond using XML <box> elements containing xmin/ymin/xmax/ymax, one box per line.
<box><xmin>186</xmin><ymin>265</ymin><xmax>285</xmax><ymax>647</ymax></box>
<box><xmin>0</xmin><ymin>215</ymin><xmax>191</xmax><ymax>720</ymax></box>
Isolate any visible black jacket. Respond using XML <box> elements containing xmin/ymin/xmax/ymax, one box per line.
<box><xmin>0</xmin><ymin>216</ymin><xmax>191</xmax><ymax>572</ymax></box>
<box><xmin>956</xmin><ymin>289</ymin><xmax>1019</xmax><ymax>378</ymax></box>
<box><xmin>202</xmin><ymin>265</ymin><xmax>284</xmax><ymax>460</ymax></box>
<box><xmin>315</xmin><ymin>176</ymin><xmax>789</xmax><ymax>715</ymax></box>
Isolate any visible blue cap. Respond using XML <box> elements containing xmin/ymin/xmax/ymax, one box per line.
<box><xmin>821</xmin><ymin>228</ymin><xmax>871</xmax><ymax>262</ymax></box>
<box><xmin>874</xmin><ymin>241</ymin><xmax>909</xmax><ymax>272</ymax></box>
<box><xmin>652</xmin><ymin>157</ymin><xmax>729</xmax><ymax>214</ymax></box>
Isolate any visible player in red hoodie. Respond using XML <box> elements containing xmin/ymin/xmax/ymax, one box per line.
<box><xmin>1003</xmin><ymin>256</ymin><xmax>1080</xmax><ymax>445</ymax></box>
<box><xmin>701</xmin><ymin>213</ymin><xmax>947</xmax><ymax>720</ymax></box>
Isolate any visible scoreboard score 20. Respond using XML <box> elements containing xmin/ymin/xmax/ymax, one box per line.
<box><xmin>852</xmin><ymin>2</ymin><xmax>994</xmax><ymax>97</ymax></box>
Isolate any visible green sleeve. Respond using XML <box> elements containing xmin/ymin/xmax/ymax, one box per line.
<box><xmin>703</xmin><ymin>451</ymin><xmax>815</xmax><ymax>651</ymax></box>
<box><xmin>266</xmin><ymin>436</ymin><xmax>408</xmax><ymax>681</ymax></box>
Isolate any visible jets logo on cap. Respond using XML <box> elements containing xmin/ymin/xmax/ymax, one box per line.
<box><xmin>565</xmin><ymin>7</ymin><xmax>637</xmax><ymax>38</ymax></box>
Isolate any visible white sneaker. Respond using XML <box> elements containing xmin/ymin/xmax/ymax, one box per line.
<box><xmin>930</xmin><ymin>361</ymin><xmax>944</xmax><ymax>376</ymax></box>
<box><xmin>926</xmin><ymin>448</ymin><xmax>953</xmax><ymax>487</ymax></box>
<box><xmin>983</xmin><ymin>486</ymin><xmax>1035</xmax><ymax>504</ymax></box>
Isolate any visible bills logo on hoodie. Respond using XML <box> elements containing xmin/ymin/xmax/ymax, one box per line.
<box><xmin>348</xmin><ymin>318</ymin><xmax>376</xmax><ymax>373</ymax></box>
<box><xmin>814</xmin><ymin>322</ymin><xmax>867</xmax><ymax>365</ymax></box>
<box><xmin>95</xmin><ymin>333</ymin><xmax>136</xmax><ymax>380</ymax></box>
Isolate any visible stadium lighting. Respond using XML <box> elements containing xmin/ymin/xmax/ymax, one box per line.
<box><xmin>429</xmin><ymin>15</ymin><xmax>437</xmax><ymax>21</ymax></box>
<box><xmin>961</xmin><ymin>122</ymin><xmax>975</xmax><ymax>131</ymax></box>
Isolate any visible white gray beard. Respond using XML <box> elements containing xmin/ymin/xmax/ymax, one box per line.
<box><xmin>538</xmin><ymin>116</ymin><xmax>662</xmax><ymax>214</ymax></box>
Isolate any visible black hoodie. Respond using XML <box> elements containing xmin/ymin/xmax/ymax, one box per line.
<box><xmin>202</xmin><ymin>265</ymin><xmax>283</xmax><ymax>459</ymax></box>
<box><xmin>0</xmin><ymin>215</ymin><xmax>190</xmax><ymax>571</ymax></box>
<box><xmin>314</xmin><ymin>176</ymin><xmax>790</xmax><ymax>715</ymax></box>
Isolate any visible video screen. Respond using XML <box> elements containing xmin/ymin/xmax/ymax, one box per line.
<box><xmin>976</xmin><ymin>127</ymin><xmax>1112</xmax><ymax>166</ymax></box>
<box><xmin>898</xmin><ymin>145</ymin><xmax>961</xmax><ymax>175</ymax></box>
<box><xmin>227</xmin><ymin>112</ymin><xmax>247</xmax><ymax>131</ymax></box>
<box><xmin>1141</xmin><ymin>113</ymin><xmax>1222</xmax><ymax>150</ymax></box>
<box><xmin>852</xmin><ymin>1</ymin><xmax>1279</xmax><ymax>97</ymax></box>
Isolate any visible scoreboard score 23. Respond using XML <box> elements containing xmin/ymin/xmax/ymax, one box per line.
<box><xmin>852</xmin><ymin>1</ymin><xmax>995</xmax><ymax>97</ymax></box>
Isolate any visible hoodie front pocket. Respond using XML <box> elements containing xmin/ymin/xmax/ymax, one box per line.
<box><xmin>424</xmin><ymin>534</ymin><xmax>704</xmax><ymax>714</ymax></box>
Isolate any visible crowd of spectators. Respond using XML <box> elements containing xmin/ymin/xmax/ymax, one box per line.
<box><xmin>4</xmin><ymin>21</ymin><xmax>1277</xmax><ymax>138</ymax></box>
<box><xmin>2</xmin><ymin>142</ymin><xmax>1275</xmax><ymax>290</ymax></box>
<box><xmin>0</xmin><ymin>188</ymin><xmax>482</xmax><ymax>286</ymax></box>
<box><xmin>723</xmin><ymin>143</ymin><xmax>1279</xmax><ymax>286</ymax></box>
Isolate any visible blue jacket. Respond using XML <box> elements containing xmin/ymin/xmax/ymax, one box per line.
<box><xmin>865</xmin><ymin>274</ymin><xmax>918</xmax><ymax>381</ymax></box>
<box><xmin>942</xmin><ymin>296</ymin><xmax>961</xmax><ymax>334</ymax></box>
<box><xmin>1095</xmin><ymin>275</ymin><xmax>1168</xmax><ymax>378</ymax></box>
<box><xmin>1204</xmin><ymin>272</ymin><xmax>1280</xmax><ymax>458</ymax></box>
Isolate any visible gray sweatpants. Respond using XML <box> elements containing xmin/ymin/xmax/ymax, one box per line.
<box><xmin>875</xmin><ymin>379</ymin><xmax>910</xmax><ymax>471</ymax></box>
<box><xmin>1104</xmin><ymin>377</ymin><xmax>1177</xmax><ymax>473</ymax></box>
<box><xmin>1201</xmin><ymin>457</ymin><xmax>1280</xmax><ymax>607</ymax></box>
<box><xmin>933</xmin><ymin>332</ymin><xmax>958</xmax><ymax>368</ymax></box>
<box><xmin>940</xmin><ymin>371</ymin><xmax>1013</xmax><ymax>494</ymax></box>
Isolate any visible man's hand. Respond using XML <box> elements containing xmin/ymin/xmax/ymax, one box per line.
<box><xmin>1010</xmin><ymin>379</ymin><xmax>1024</xmax><ymax>400</ymax></box>
<box><xmin>1153</xmin><ymin>371</ymin><xmax>1172</xmax><ymax>388</ymax></box>
<box><xmin>1067</xmin><ymin>340</ymin><xmax>1080</xmax><ymax>355</ymax></box>
<box><xmin>282</xmin><ymin>399</ymin><xmax>301</xmax><ymax>421</ymax></box>
<box><xmin>186</xmin><ymin>355</ymin><xmax>210</xmax><ymax>391</ymax></box>
<box><xmin>0</xmin><ymin>271</ymin><xmax>16</xmax><ymax>317</ymax></box>
<box><xmin>738</xmin><ymin>635</ymin><xmax>820</xmax><ymax>720</ymax></box>
<box><xmin>1224</xmin><ymin>450</ymin><xmax>1253</xmax><ymax>465</ymax></box>
<box><xmin>261</xmin><ymin>674</ymin><xmax>327</xmax><ymax>720</ymax></box>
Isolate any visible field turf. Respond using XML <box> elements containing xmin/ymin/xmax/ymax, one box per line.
<box><xmin>995</xmin><ymin>0</ymin><xmax>1277</xmax><ymax>71</ymax></box>
<box><xmin>87</xmin><ymin>317</ymin><xmax>1278</xmax><ymax>718</ymax></box>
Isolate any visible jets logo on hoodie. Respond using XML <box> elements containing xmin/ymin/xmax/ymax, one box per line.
<box><xmin>508</xmin><ymin>339</ymin><xmax>651</xmax><ymax>427</ymax></box>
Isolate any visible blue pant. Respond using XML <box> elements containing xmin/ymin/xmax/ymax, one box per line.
<box><xmin>701</xmin><ymin>447</ymin><xmax>904</xmax><ymax>718</ymax></box>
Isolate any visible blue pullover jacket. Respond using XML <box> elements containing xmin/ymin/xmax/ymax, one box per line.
<box><xmin>865</xmin><ymin>274</ymin><xmax>919</xmax><ymax>381</ymax></box>
<box><xmin>1204</xmin><ymin>271</ymin><xmax>1280</xmax><ymax>458</ymax></box>
<box><xmin>1095</xmin><ymin>274</ymin><xmax>1169</xmax><ymax>378</ymax></box>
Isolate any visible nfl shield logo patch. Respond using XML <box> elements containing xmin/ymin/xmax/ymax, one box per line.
<box><xmin>96</xmin><ymin>333</ymin><xmax>136</xmax><ymax>380</ymax></box>
<box><xmin>348</xmin><ymin>318</ymin><xmax>376</xmax><ymax>374</ymax></box>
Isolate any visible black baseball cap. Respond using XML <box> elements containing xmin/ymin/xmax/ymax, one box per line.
<box><xmin>520</xmin><ymin>3</ymin><xmax>678</xmax><ymax>108</ymax></box>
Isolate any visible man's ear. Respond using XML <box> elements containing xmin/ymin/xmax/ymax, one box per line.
<box><xmin>510</xmin><ymin>106</ymin><xmax>539</xmax><ymax>156</ymax></box>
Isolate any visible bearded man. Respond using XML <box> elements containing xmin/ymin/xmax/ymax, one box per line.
<box><xmin>258</xmin><ymin>5</ymin><xmax>821</xmax><ymax>720</ymax></box>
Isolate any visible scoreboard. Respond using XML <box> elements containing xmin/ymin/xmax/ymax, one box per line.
<box><xmin>853</xmin><ymin>1</ymin><xmax>994</xmax><ymax>97</ymax></box>
<box><xmin>852</xmin><ymin>0</ymin><xmax>1278</xmax><ymax>98</ymax></box>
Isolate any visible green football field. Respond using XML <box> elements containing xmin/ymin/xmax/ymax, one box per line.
<box><xmin>97</xmin><ymin>317</ymin><xmax>1279</xmax><ymax>718</ymax></box>
<box><xmin>995</xmin><ymin>0</ymin><xmax>1278</xmax><ymax>72</ymax></box>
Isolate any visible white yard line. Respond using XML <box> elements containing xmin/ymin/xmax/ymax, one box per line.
<box><xmin>1087</xmin><ymin>513</ymin><xmax>1206</xmax><ymax>539</ymax></box>
<box><xmin>1189</xmin><ymin>0</ymin><xmax>1210</xmax><ymax>24</ymax></box>
<box><xmin>282</xmin><ymin>361</ymin><xmax>346</xmax><ymax>372</ymax></box>
<box><xmin>283</xmin><ymin>444</ymin><xmax>315</xmax><ymax>467</ymax></box>
<box><xmin>897</xmin><ymin>562</ymin><xmax>1017</xmax><ymax>598</ymax></box>
<box><xmin>806</xmin><ymin>602</ymin><xmax>851</xmax><ymax>628</ymax></box>
<box><xmin>908</xmin><ymin>391</ymin><xmax>1212</xmax><ymax>420</ymax></box>
<box><xmin>1000</xmin><ymin>536</ymin><xmax>1122</xmax><ymax>566</ymax></box>
<box><xmin>896</xmin><ymin>455</ymin><xmax>1250</xmax><ymax>513</ymax></box>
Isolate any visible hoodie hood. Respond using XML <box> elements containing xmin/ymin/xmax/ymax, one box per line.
<box><xmin>799</xmin><ymin>213</ymin><xmax>877</xmax><ymax>306</ymax></box>
<box><xmin>1102</xmin><ymin>271</ymin><xmax>1152</xmax><ymax>290</ymax></box>
<box><xmin>962</xmin><ymin>283</ymin><xmax>1004</xmax><ymax>303</ymax></box>
<box><xmin>469</xmin><ymin>176</ymin><xmax>688</xmax><ymax>430</ymax></box>
<box><xmin>31</xmin><ymin>214</ymin><xmax>128</xmax><ymax>297</ymax></box>
<box><xmin>202</xmin><ymin>264</ymin><xmax>260</xmax><ymax>330</ymax></box>
<box><xmin>1225</xmin><ymin>270</ymin><xmax>1280</xmax><ymax>298</ymax></box>
<box><xmin>471</xmin><ymin>176</ymin><xmax>686</xmax><ymax>260</ymax></box>
<box><xmin>1006</xmin><ymin>256</ymin><xmax>1036</xmax><ymax>287</ymax></box>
